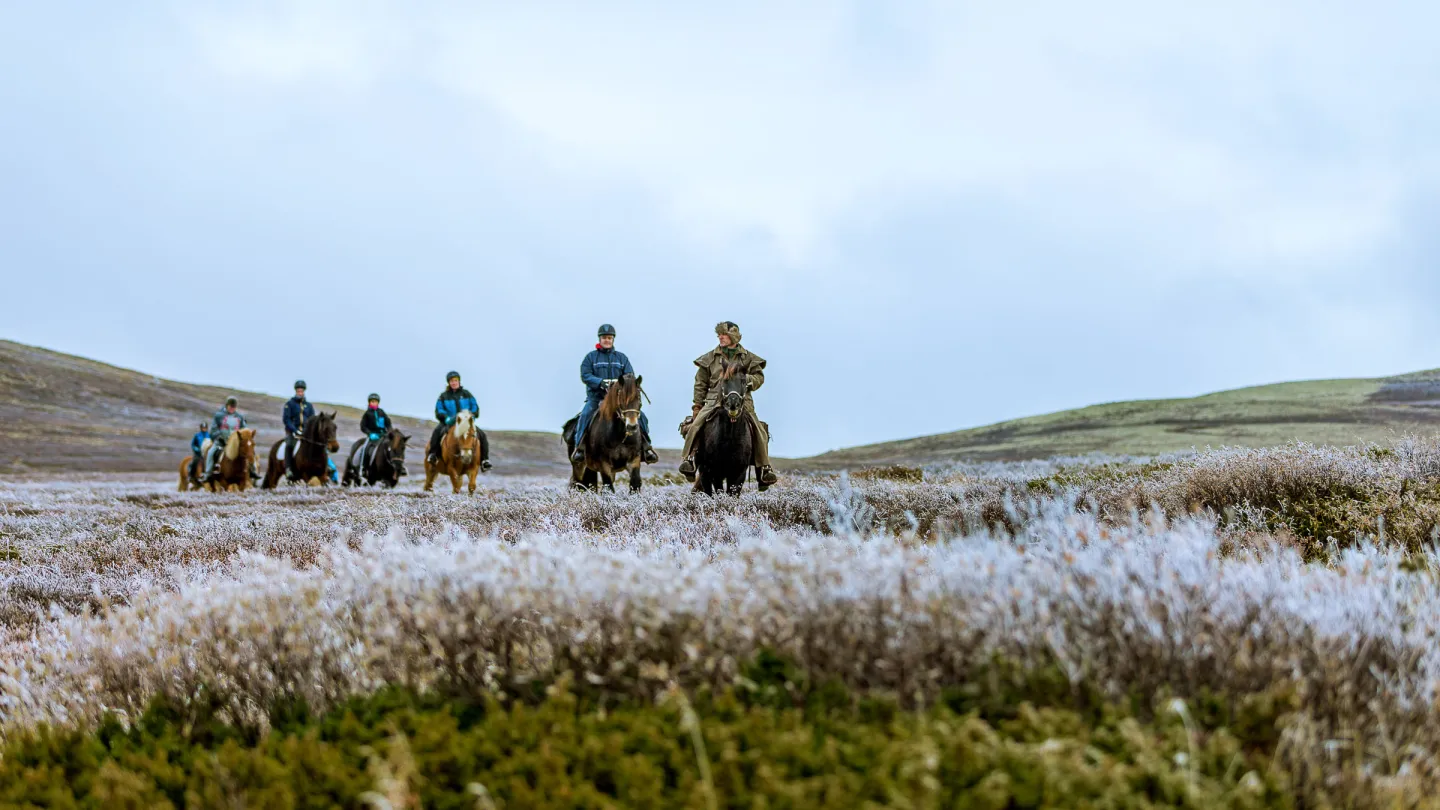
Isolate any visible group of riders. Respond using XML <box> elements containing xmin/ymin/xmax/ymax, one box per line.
<box><xmin>188</xmin><ymin>321</ymin><xmax>778</xmax><ymax>488</ymax></box>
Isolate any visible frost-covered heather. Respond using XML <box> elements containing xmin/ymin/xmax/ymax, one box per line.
<box><xmin>3</xmin><ymin>504</ymin><xmax>1440</xmax><ymax>795</ymax></box>
<box><xmin>8</xmin><ymin>443</ymin><xmax>1440</xmax><ymax>796</ymax></box>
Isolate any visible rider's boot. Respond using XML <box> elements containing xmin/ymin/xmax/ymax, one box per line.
<box><xmin>570</xmin><ymin>445</ymin><xmax>585</xmax><ymax>465</ymax></box>
<box><xmin>757</xmin><ymin>465</ymin><xmax>779</xmax><ymax>486</ymax></box>
<box><xmin>679</xmin><ymin>455</ymin><xmax>696</xmax><ymax>480</ymax></box>
<box><xmin>482</xmin><ymin>458</ymin><xmax>493</xmax><ymax>472</ymax></box>
<box><xmin>642</xmin><ymin>439</ymin><xmax>659</xmax><ymax>465</ymax></box>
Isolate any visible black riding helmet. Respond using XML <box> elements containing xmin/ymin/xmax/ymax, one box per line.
<box><xmin>598</xmin><ymin>324</ymin><xmax>616</xmax><ymax>338</ymax></box>
<box><xmin>446</xmin><ymin>370</ymin><xmax>461</xmax><ymax>382</ymax></box>
<box><xmin>368</xmin><ymin>393</ymin><xmax>381</xmax><ymax>403</ymax></box>
<box><xmin>225</xmin><ymin>396</ymin><xmax>238</xmax><ymax>407</ymax></box>
<box><xmin>294</xmin><ymin>380</ymin><xmax>307</xmax><ymax>390</ymax></box>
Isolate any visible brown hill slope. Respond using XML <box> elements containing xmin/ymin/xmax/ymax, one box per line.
<box><xmin>0</xmin><ymin>340</ymin><xmax>570</xmax><ymax>475</ymax></box>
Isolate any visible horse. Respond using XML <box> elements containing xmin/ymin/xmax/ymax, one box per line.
<box><xmin>262</xmin><ymin>411</ymin><xmax>340</xmax><ymax>488</ymax></box>
<box><xmin>562</xmin><ymin>374</ymin><xmax>645</xmax><ymax>492</ymax></box>
<box><xmin>424</xmin><ymin>410</ymin><xmax>483</xmax><ymax>494</ymax></box>
<box><xmin>693</xmin><ymin>361</ymin><xmax>755</xmax><ymax>496</ymax></box>
<box><xmin>180</xmin><ymin>428</ymin><xmax>257</xmax><ymax>493</ymax></box>
<box><xmin>343</xmin><ymin>429</ymin><xmax>410</xmax><ymax>488</ymax></box>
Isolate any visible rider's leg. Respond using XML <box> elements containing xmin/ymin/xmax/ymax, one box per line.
<box><xmin>679</xmin><ymin>400</ymin><xmax>719</xmax><ymax>477</ymax></box>
<box><xmin>479</xmin><ymin>429</ymin><xmax>493</xmax><ymax>471</ymax></box>
<box><xmin>427</xmin><ymin>423</ymin><xmax>446</xmax><ymax>462</ymax></box>
<box><xmin>202</xmin><ymin>439</ymin><xmax>220</xmax><ymax>479</ymax></box>
<box><xmin>639</xmin><ymin>411</ymin><xmax>659</xmax><ymax>464</ymax></box>
<box><xmin>572</xmin><ymin>397</ymin><xmax>599</xmax><ymax>463</ymax></box>
<box><xmin>747</xmin><ymin>407</ymin><xmax>778</xmax><ymax>485</ymax></box>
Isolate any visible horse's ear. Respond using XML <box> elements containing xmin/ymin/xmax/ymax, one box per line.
<box><xmin>328</xmin><ymin>411</ymin><xmax>337</xmax><ymax>420</ymax></box>
<box><xmin>635</xmin><ymin>374</ymin><xmax>643</xmax><ymax>386</ymax></box>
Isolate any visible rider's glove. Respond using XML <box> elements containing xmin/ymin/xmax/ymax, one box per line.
<box><xmin>445</xmin><ymin>416</ymin><xmax>455</xmax><ymax>425</ymax></box>
<box><xmin>369</xmin><ymin>433</ymin><xmax>380</xmax><ymax>441</ymax></box>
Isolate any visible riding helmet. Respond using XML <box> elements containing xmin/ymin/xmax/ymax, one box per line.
<box><xmin>294</xmin><ymin>380</ymin><xmax>307</xmax><ymax>390</ymax></box>
<box><xmin>225</xmin><ymin>396</ymin><xmax>238</xmax><ymax>407</ymax></box>
<box><xmin>446</xmin><ymin>370</ymin><xmax>461</xmax><ymax>382</ymax></box>
<box><xmin>368</xmin><ymin>393</ymin><xmax>380</xmax><ymax>403</ymax></box>
<box><xmin>598</xmin><ymin>324</ymin><xmax>617</xmax><ymax>337</ymax></box>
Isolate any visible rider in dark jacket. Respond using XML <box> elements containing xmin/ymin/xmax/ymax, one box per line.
<box><xmin>282</xmin><ymin>380</ymin><xmax>317</xmax><ymax>477</ymax></box>
<box><xmin>359</xmin><ymin>393</ymin><xmax>405</xmax><ymax>474</ymax></box>
<box><xmin>427</xmin><ymin>371</ymin><xmax>491</xmax><ymax>470</ymax></box>
<box><xmin>572</xmin><ymin>324</ymin><xmax>658</xmax><ymax>464</ymax></box>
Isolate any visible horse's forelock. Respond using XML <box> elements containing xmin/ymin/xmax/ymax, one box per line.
<box><xmin>598</xmin><ymin>376</ymin><xmax>640</xmax><ymax>419</ymax></box>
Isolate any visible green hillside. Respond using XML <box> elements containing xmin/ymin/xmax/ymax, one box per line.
<box><xmin>799</xmin><ymin>372</ymin><xmax>1440</xmax><ymax>468</ymax></box>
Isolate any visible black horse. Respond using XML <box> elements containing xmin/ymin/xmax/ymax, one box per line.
<box><xmin>343</xmin><ymin>429</ymin><xmax>410</xmax><ymax>488</ymax></box>
<box><xmin>563</xmin><ymin>374</ymin><xmax>646</xmax><ymax>492</ymax></box>
<box><xmin>693</xmin><ymin>361</ymin><xmax>755</xmax><ymax>496</ymax></box>
<box><xmin>262</xmin><ymin>411</ymin><xmax>340</xmax><ymax>488</ymax></box>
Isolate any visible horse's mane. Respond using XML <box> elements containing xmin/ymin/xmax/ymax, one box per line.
<box><xmin>223</xmin><ymin>431</ymin><xmax>240</xmax><ymax>460</ymax></box>
<box><xmin>720</xmin><ymin>360</ymin><xmax>746</xmax><ymax>381</ymax></box>
<box><xmin>598</xmin><ymin>375</ymin><xmax>640</xmax><ymax>420</ymax></box>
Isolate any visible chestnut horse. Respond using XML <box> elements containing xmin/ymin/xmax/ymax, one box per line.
<box><xmin>262</xmin><ymin>411</ymin><xmax>340</xmax><ymax>488</ymax></box>
<box><xmin>562</xmin><ymin>374</ymin><xmax>645</xmax><ymax>492</ymax></box>
<box><xmin>424</xmin><ymin>410</ymin><xmax>482</xmax><ymax>494</ymax></box>
<box><xmin>179</xmin><ymin>428</ymin><xmax>257</xmax><ymax>493</ymax></box>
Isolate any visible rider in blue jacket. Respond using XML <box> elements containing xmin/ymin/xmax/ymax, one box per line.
<box><xmin>427</xmin><ymin>371</ymin><xmax>491</xmax><ymax>470</ymax></box>
<box><xmin>571</xmin><ymin>324</ymin><xmax>659</xmax><ymax>465</ymax></box>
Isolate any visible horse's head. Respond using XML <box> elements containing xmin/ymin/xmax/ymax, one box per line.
<box><xmin>720</xmin><ymin>361</ymin><xmax>747</xmax><ymax>422</ymax></box>
<box><xmin>453</xmin><ymin>410</ymin><xmax>475</xmax><ymax>440</ymax></box>
<box><xmin>316</xmin><ymin>412</ymin><xmax>340</xmax><ymax>452</ymax></box>
<box><xmin>237</xmin><ymin>428</ymin><xmax>257</xmax><ymax>461</ymax></box>
<box><xmin>387</xmin><ymin>430</ymin><xmax>409</xmax><ymax>462</ymax></box>
<box><xmin>601</xmin><ymin>373</ymin><xmax>643</xmax><ymax>437</ymax></box>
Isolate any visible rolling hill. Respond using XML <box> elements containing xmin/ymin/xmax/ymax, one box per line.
<box><xmin>0</xmin><ymin>340</ymin><xmax>575</xmax><ymax>475</ymax></box>
<box><xmin>799</xmin><ymin>371</ymin><xmax>1440</xmax><ymax>468</ymax></box>
<box><xmin>6</xmin><ymin>339</ymin><xmax>1440</xmax><ymax>475</ymax></box>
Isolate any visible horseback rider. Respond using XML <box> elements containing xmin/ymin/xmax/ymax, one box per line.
<box><xmin>678</xmin><ymin>321</ymin><xmax>778</xmax><ymax>486</ymax></box>
<box><xmin>203</xmin><ymin>396</ymin><xmax>250</xmax><ymax>482</ymax></box>
<box><xmin>571</xmin><ymin>324</ymin><xmax>660</xmax><ymax>465</ymax></box>
<box><xmin>282</xmin><ymin>380</ymin><xmax>315</xmax><ymax>464</ymax></box>
<box><xmin>281</xmin><ymin>380</ymin><xmax>337</xmax><ymax>483</ymax></box>
<box><xmin>359</xmin><ymin>393</ymin><xmax>405</xmax><ymax>474</ymax></box>
<box><xmin>427</xmin><ymin>371</ymin><xmax>492</xmax><ymax>470</ymax></box>
<box><xmin>188</xmin><ymin>422</ymin><xmax>209</xmax><ymax>483</ymax></box>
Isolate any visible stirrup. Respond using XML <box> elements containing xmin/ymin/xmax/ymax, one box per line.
<box><xmin>757</xmin><ymin>466</ymin><xmax>778</xmax><ymax>485</ymax></box>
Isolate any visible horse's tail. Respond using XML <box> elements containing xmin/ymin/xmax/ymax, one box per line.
<box><xmin>177</xmin><ymin>457</ymin><xmax>190</xmax><ymax>492</ymax></box>
<box><xmin>261</xmin><ymin>440</ymin><xmax>284</xmax><ymax>489</ymax></box>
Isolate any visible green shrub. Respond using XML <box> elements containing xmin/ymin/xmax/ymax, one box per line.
<box><xmin>0</xmin><ymin>658</ymin><xmax>1301</xmax><ymax>809</ymax></box>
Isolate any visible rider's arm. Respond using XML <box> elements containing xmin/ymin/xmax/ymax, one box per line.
<box><xmin>620</xmin><ymin>352</ymin><xmax>636</xmax><ymax>379</ymax></box>
<box><xmin>434</xmin><ymin>396</ymin><xmax>448</xmax><ymax>423</ymax></box>
<box><xmin>746</xmin><ymin>355</ymin><xmax>767</xmax><ymax>393</ymax></box>
<box><xmin>580</xmin><ymin>352</ymin><xmax>605</xmax><ymax>392</ymax></box>
<box><xmin>692</xmin><ymin>363</ymin><xmax>711</xmax><ymax>410</ymax></box>
<box><xmin>282</xmin><ymin>404</ymin><xmax>295</xmax><ymax>434</ymax></box>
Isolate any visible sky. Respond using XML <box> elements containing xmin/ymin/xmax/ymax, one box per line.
<box><xmin>2</xmin><ymin>1</ymin><xmax>1437</xmax><ymax>456</ymax></box>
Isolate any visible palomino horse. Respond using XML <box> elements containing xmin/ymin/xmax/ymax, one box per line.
<box><xmin>425</xmin><ymin>410</ymin><xmax>482</xmax><ymax>494</ymax></box>
<box><xmin>693</xmin><ymin>361</ymin><xmax>755</xmax><ymax>496</ymax></box>
<box><xmin>563</xmin><ymin>374</ymin><xmax>646</xmax><ymax>492</ymax></box>
<box><xmin>262</xmin><ymin>411</ymin><xmax>340</xmax><ymax>488</ymax></box>
<box><xmin>179</xmin><ymin>428</ymin><xmax>257</xmax><ymax>492</ymax></box>
<box><xmin>343</xmin><ymin>429</ymin><xmax>409</xmax><ymax>488</ymax></box>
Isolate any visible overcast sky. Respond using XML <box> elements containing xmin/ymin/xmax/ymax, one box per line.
<box><xmin>2</xmin><ymin>2</ymin><xmax>1437</xmax><ymax>456</ymax></box>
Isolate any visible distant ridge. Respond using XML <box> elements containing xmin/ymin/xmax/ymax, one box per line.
<box><xmin>794</xmin><ymin>371</ymin><xmax>1440</xmax><ymax>469</ymax></box>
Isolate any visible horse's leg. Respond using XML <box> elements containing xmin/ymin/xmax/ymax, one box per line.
<box><xmin>449</xmin><ymin>468</ymin><xmax>462</xmax><ymax>493</ymax></box>
<box><xmin>629</xmin><ymin>465</ymin><xmax>642</xmax><ymax>493</ymax></box>
<box><xmin>467</xmin><ymin>465</ymin><xmax>477</xmax><ymax>495</ymax></box>
<box><xmin>423</xmin><ymin>462</ymin><xmax>437</xmax><ymax>492</ymax></box>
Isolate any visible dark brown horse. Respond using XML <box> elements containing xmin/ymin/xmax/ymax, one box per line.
<box><xmin>563</xmin><ymin>374</ymin><xmax>645</xmax><ymax>492</ymax></box>
<box><xmin>343</xmin><ymin>429</ymin><xmax>410</xmax><ymax>488</ymax></box>
<box><xmin>181</xmin><ymin>428</ymin><xmax>257</xmax><ymax>493</ymax></box>
<box><xmin>262</xmin><ymin>411</ymin><xmax>339</xmax><ymax>488</ymax></box>
<box><xmin>693</xmin><ymin>362</ymin><xmax>754</xmax><ymax>496</ymax></box>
